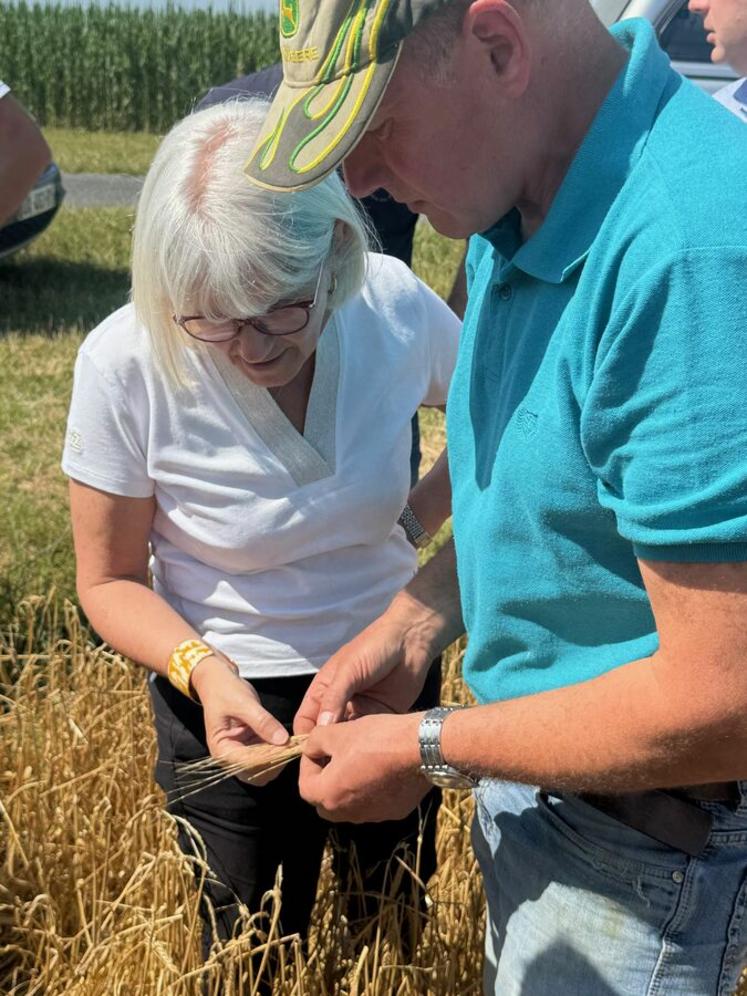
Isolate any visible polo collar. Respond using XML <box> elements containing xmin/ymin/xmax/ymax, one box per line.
<box><xmin>483</xmin><ymin>19</ymin><xmax>675</xmax><ymax>285</ymax></box>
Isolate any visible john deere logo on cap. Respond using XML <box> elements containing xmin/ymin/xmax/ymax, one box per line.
<box><xmin>280</xmin><ymin>0</ymin><xmax>299</xmax><ymax>38</ymax></box>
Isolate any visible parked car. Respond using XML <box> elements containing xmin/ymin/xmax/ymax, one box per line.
<box><xmin>594</xmin><ymin>0</ymin><xmax>738</xmax><ymax>93</ymax></box>
<box><xmin>0</xmin><ymin>160</ymin><xmax>65</xmax><ymax>261</ymax></box>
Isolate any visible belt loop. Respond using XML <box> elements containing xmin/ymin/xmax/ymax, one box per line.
<box><xmin>737</xmin><ymin>782</ymin><xmax>747</xmax><ymax>814</ymax></box>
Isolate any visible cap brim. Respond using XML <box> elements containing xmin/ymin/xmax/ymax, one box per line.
<box><xmin>245</xmin><ymin>48</ymin><xmax>399</xmax><ymax>192</ymax></box>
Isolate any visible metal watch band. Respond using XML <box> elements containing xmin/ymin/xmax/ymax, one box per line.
<box><xmin>398</xmin><ymin>502</ymin><xmax>431</xmax><ymax>549</ymax></box>
<box><xmin>418</xmin><ymin>706</ymin><xmax>479</xmax><ymax>790</ymax></box>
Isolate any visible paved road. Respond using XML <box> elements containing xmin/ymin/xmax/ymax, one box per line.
<box><xmin>62</xmin><ymin>172</ymin><xmax>143</xmax><ymax>208</ymax></box>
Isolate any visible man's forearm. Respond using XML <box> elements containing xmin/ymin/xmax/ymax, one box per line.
<box><xmin>439</xmin><ymin>648</ymin><xmax>747</xmax><ymax>791</ymax></box>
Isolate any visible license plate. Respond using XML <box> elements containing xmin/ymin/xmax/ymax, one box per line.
<box><xmin>17</xmin><ymin>183</ymin><xmax>57</xmax><ymax>222</ymax></box>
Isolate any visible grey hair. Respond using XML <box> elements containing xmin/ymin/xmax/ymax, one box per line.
<box><xmin>131</xmin><ymin>98</ymin><xmax>370</xmax><ymax>385</ymax></box>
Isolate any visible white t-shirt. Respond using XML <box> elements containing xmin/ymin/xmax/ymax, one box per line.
<box><xmin>0</xmin><ymin>81</ymin><xmax>10</xmax><ymax>100</ymax></box>
<box><xmin>62</xmin><ymin>253</ymin><xmax>460</xmax><ymax>678</ymax></box>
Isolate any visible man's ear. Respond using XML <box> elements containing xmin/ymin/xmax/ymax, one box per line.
<box><xmin>465</xmin><ymin>0</ymin><xmax>532</xmax><ymax>97</ymax></box>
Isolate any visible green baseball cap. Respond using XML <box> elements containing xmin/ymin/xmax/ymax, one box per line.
<box><xmin>245</xmin><ymin>0</ymin><xmax>449</xmax><ymax>192</ymax></box>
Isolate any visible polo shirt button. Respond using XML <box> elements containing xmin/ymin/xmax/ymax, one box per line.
<box><xmin>498</xmin><ymin>283</ymin><xmax>513</xmax><ymax>301</ymax></box>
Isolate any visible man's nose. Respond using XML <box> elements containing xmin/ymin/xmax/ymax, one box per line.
<box><xmin>342</xmin><ymin>139</ymin><xmax>387</xmax><ymax>199</ymax></box>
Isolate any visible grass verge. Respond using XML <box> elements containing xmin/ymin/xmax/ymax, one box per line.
<box><xmin>0</xmin><ymin>206</ymin><xmax>132</xmax><ymax>616</ymax></box>
<box><xmin>44</xmin><ymin>127</ymin><xmax>161</xmax><ymax>176</ymax></box>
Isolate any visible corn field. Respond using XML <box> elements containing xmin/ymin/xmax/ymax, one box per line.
<box><xmin>0</xmin><ymin>2</ymin><xmax>280</xmax><ymax>131</ymax></box>
<box><xmin>0</xmin><ymin>593</ymin><xmax>487</xmax><ymax>995</ymax></box>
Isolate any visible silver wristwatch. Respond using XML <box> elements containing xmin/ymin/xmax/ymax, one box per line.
<box><xmin>398</xmin><ymin>503</ymin><xmax>432</xmax><ymax>549</ymax></box>
<box><xmin>419</xmin><ymin>707</ymin><xmax>479</xmax><ymax>790</ymax></box>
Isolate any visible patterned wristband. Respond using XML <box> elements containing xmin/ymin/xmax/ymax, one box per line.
<box><xmin>398</xmin><ymin>503</ymin><xmax>432</xmax><ymax>550</ymax></box>
<box><xmin>167</xmin><ymin>639</ymin><xmax>216</xmax><ymax>702</ymax></box>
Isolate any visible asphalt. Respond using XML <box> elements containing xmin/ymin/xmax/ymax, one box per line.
<box><xmin>62</xmin><ymin>172</ymin><xmax>144</xmax><ymax>208</ymax></box>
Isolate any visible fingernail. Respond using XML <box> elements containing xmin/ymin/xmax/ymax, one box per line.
<box><xmin>272</xmin><ymin>729</ymin><xmax>288</xmax><ymax>745</ymax></box>
<box><xmin>319</xmin><ymin>711</ymin><xmax>335</xmax><ymax>727</ymax></box>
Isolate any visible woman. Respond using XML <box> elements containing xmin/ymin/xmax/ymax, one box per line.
<box><xmin>62</xmin><ymin>99</ymin><xmax>459</xmax><ymax>954</ymax></box>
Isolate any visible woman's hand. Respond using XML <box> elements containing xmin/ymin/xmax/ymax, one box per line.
<box><xmin>191</xmin><ymin>656</ymin><xmax>289</xmax><ymax>786</ymax></box>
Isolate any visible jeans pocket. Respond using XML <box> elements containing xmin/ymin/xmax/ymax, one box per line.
<box><xmin>536</xmin><ymin>792</ymin><xmax>686</xmax><ymax>913</ymax></box>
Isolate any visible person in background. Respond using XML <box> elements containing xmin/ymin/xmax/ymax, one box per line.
<box><xmin>245</xmin><ymin>0</ymin><xmax>747</xmax><ymax>993</ymax></box>
<box><xmin>62</xmin><ymin>99</ymin><xmax>459</xmax><ymax>965</ymax></box>
<box><xmin>689</xmin><ymin>0</ymin><xmax>747</xmax><ymax>115</ymax></box>
<box><xmin>198</xmin><ymin>63</ymin><xmax>467</xmax><ymax>487</ymax></box>
<box><xmin>0</xmin><ymin>80</ymin><xmax>51</xmax><ymax>226</ymax></box>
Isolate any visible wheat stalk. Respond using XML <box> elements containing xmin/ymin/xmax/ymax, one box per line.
<box><xmin>171</xmin><ymin>735</ymin><xmax>309</xmax><ymax>801</ymax></box>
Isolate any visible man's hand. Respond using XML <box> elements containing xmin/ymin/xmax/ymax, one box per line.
<box><xmin>193</xmin><ymin>656</ymin><xmax>289</xmax><ymax>785</ymax></box>
<box><xmin>293</xmin><ymin>601</ymin><xmax>433</xmax><ymax>735</ymax></box>
<box><xmin>299</xmin><ymin>712</ymin><xmax>429</xmax><ymax>822</ymax></box>
<box><xmin>294</xmin><ymin>542</ymin><xmax>464</xmax><ymax>735</ymax></box>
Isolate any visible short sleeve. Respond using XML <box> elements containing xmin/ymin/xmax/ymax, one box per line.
<box><xmin>418</xmin><ymin>280</ymin><xmax>461</xmax><ymax>407</ymax></box>
<box><xmin>581</xmin><ymin>247</ymin><xmax>747</xmax><ymax>562</ymax></box>
<box><xmin>62</xmin><ymin>349</ymin><xmax>154</xmax><ymax>497</ymax></box>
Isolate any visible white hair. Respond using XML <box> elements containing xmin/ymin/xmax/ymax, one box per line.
<box><xmin>131</xmin><ymin>98</ymin><xmax>370</xmax><ymax>385</ymax></box>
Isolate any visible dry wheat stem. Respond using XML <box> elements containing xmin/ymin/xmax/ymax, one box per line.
<box><xmin>168</xmin><ymin>736</ymin><xmax>309</xmax><ymax>802</ymax></box>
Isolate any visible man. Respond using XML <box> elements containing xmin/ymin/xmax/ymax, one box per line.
<box><xmin>246</xmin><ymin>1</ymin><xmax>747</xmax><ymax>992</ymax></box>
<box><xmin>689</xmin><ymin>0</ymin><xmax>747</xmax><ymax>115</ymax></box>
<box><xmin>0</xmin><ymin>80</ymin><xmax>51</xmax><ymax>226</ymax></box>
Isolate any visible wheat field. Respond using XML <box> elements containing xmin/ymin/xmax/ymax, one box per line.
<box><xmin>0</xmin><ymin>594</ymin><xmax>485</xmax><ymax>995</ymax></box>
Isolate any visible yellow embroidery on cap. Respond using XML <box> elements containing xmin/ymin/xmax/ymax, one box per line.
<box><xmin>281</xmin><ymin>46</ymin><xmax>320</xmax><ymax>63</ymax></box>
<box><xmin>291</xmin><ymin>0</ymin><xmax>391</xmax><ymax>174</ymax></box>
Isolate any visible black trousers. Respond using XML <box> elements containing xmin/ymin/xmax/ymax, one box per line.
<box><xmin>149</xmin><ymin>664</ymin><xmax>441</xmax><ymax>957</ymax></box>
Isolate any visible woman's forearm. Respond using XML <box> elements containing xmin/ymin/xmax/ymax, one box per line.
<box><xmin>407</xmin><ymin>447</ymin><xmax>451</xmax><ymax>539</ymax></box>
<box><xmin>80</xmin><ymin>578</ymin><xmax>211</xmax><ymax>678</ymax></box>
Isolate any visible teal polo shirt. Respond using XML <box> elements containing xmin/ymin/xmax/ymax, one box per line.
<box><xmin>447</xmin><ymin>19</ymin><xmax>747</xmax><ymax>706</ymax></box>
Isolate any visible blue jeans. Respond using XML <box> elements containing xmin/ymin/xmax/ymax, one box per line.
<box><xmin>472</xmin><ymin>780</ymin><xmax>747</xmax><ymax>995</ymax></box>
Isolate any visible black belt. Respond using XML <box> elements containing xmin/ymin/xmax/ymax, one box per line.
<box><xmin>551</xmin><ymin>782</ymin><xmax>740</xmax><ymax>859</ymax></box>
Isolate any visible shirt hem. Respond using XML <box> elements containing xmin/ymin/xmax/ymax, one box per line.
<box><xmin>632</xmin><ymin>541</ymin><xmax>747</xmax><ymax>563</ymax></box>
<box><xmin>62</xmin><ymin>459</ymin><xmax>154</xmax><ymax>498</ymax></box>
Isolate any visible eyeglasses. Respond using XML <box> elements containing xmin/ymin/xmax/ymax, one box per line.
<box><xmin>174</xmin><ymin>263</ymin><xmax>328</xmax><ymax>342</ymax></box>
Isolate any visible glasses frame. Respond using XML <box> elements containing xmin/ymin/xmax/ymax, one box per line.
<box><xmin>174</xmin><ymin>262</ymin><xmax>327</xmax><ymax>343</ymax></box>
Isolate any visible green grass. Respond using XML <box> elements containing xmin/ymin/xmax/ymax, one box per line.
<box><xmin>44</xmin><ymin>127</ymin><xmax>161</xmax><ymax>175</ymax></box>
<box><xmin>0</xmin><ymin>206</ymin><xmax>132</xmax><ymax>615</ymax></box>
<box><xmin>0</xmin><ymin>204</ymin><xmax>461</xmax><ymax>625</ymax></box>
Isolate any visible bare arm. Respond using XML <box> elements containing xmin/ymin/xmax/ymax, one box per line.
<box><xmin>299</xmin><ymin>558</ymin><xmax>747</xmax><ymax>821</ymax></box>
<box><xmin>0</xmin><ymin>94</ymin><xmax>51</xmax><ymax>226</ymax></box>
<box><xmin>407</xmin><ymin>446</ymin><xmax>451</xmax><ymax>539</ymax></box>
<box><xmin>70</xmin><ymin>479</ymin><xmax>288</xmax><ymax>756</ymax></box>
<box><xmin>440</xmin><ymin>558</ymin><xmax>747</xmax><ymax>791</ymax></box>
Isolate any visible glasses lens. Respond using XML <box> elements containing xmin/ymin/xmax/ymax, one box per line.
<box><xmin>256</xmin><ymin>307</ymin><xmax>308</xmax><ymax>336</ymax></box>
<box><xmin>182</xmin><ymin>319</ymin><xmax>237</xmax><ymax>342</ymax></box>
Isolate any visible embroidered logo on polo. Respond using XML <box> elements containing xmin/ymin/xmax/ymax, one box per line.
<box><xmin>255</xmin><ymin>0</ymin><xmax>392</xmax><ymax>178</ymax></box>
<box><xmin>516</xmin><ymin>408</ymin><xmax>539</xmax><ymax>438</ymax></box>
<box><xmin>280</xmin><ymin>0</ymin><xmax>300</xmax><ymax>38</ymax></box>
